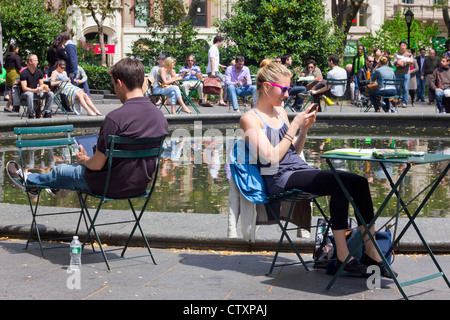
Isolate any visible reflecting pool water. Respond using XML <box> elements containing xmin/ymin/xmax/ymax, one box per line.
<box><xmin>1</xmin><ymin>132</ymin><xmax>449</xmax><ymax>217</ymax></box>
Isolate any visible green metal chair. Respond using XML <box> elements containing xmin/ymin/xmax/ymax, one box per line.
<box><xmin>77</xmin><ymin>134</ymin><xmax>166</xmax><ymax>271</ymax></box>
<box><xmin>324</xmin><ymin>79</ymin><xmax>348</xmax><ymax>112</ymax></box>
<box><xmin>377</xmin><ymin>78</ymin><xmax>403</xmax><ymax>112</ymax></box>
<box><xmin>148</xmin><ymin>93</ymin><xmax>171</xmax><ymax>114</ymax></box>
<box><xmin>13</xmin><ymin>85</ymin><xmax>43</xmax><ymax>119</ymax></box>
<box><xmin>265</xmin><ymin>189</ymin><xmax>329</xmax><ymax>275</ymax></box>
<box><xmin>13</xmin><ymin>125</ymin><xmax>89</xmax><ymax>257</ymax></box>
<box><xmin>52</xmin><ymin>82</ymin><xmax>81</xmax><ymax>115</ymax></box>
<box><xmin>230</xmin><ymin>140</ymin><xmax>330</xmax><ymax>275</ymax></box>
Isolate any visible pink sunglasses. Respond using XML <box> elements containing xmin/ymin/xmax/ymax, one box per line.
<box><xmin>268</xmin><ymin>82</ymin><xmax>292</xmax><ymax>94</ymax></box>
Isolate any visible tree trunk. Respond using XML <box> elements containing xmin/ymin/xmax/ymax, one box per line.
<box><xmin>0</xmin><ymin>13</ymin><xmax>3</xmax><ymax>62</ymax></box>
<box><xmin>443</xmin><ymin>4</ymin><xmax>450</xmax><ymax>38</ymax></box>
<box><xmin>331</xmin><ymin>0</ymin><xmax>365</xmax><ymax>55</ymax></box>
<box><xmin>98</xmin><ymin>22</ymin><xmax>107</xmax><ymax>66</ymax></box>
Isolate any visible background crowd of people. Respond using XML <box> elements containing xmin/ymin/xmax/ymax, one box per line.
<box><xmin>0</xmin><ymin>31</ymin><xmax>94</xmax><ymax>118</ymax></box>
<box><xmin>1</xmin><ymin>33</ymin><xmax>448</xmax><ymax>116</ymax></box>
<box><xmin>349</xmin><ymin>42</ymin><xmax>449</xmax><ymax>113</ymax></box>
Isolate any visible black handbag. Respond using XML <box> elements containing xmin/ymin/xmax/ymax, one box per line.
<box><xmin>60</xmin><ymin>93</ymin><xmax>73</xmax><ymax>112</ymax></box>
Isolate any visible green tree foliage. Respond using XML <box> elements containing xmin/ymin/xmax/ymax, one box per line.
<box><xmin>129</xmin><ymin>0</ymin><xmax>208</xmax><ymax>66</ymax></box>
<box><xmin>216</xmin><ymin>0</ymin><xmax>345</xmax><ymax>70</ymax></box>
<box><xmin>0</xmin><ymin>0</ymin><xmax>65</xmax><ymax>63</ymax></box>
<box><xmin>359</xmin><ymin>11</ymin><xmax>442</xmax><ymax>55</ymax></box>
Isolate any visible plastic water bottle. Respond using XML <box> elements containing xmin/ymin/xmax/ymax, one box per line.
<box><xmin>70</xmin><ymin>236</ymin><xmax>82</xmax><ymax>269</ymax></box>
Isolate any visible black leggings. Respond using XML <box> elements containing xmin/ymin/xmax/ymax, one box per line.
<box><xmin>283</xmin><ymin>169</ymin><xmax>374</xmax><ymax>230</ymax></box>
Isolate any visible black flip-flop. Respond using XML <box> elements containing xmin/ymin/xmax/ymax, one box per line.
<box><xmin>4</xmin><ymin>108</ymin><xmax>12</xmax><ymax>113</ymax></box>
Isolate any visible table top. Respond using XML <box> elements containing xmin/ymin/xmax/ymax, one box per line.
<box><xmin>321</xmin><ymin>152</ymin><xmax>450</xmax><ymax>164</ymax></box>
<box><xmin>178</xmin><ymin>78</ymin><xmax>202</xmax><ymax>82</ymax></box>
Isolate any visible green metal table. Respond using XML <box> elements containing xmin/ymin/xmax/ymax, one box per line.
<box><xmin>177</xmin><ymin>79</ymin><xmax>202</xmax><ymax>114</ymax></box>
<box><xmin>321</xmin><ymin>152</ymin><xmax>450</xmax><ymax>300</ymax></box>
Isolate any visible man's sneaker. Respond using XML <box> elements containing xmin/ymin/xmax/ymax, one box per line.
<box><xmin>6</xmin><ymin>161</ymin><xmax>39</xmax><ymax>195</ymax></box>
<box><xmin>297</xmin><ymin>92</ymin><xmax>311</xmax><ymax>99</ymax></box>
<box><xmin>45</xmin><ymin>188</ymin><xmax>60</xmax><ymax>196</ymax></box>
<box><xmin>7</xmin><ymin>161</ymin><xmax>26</xmax><ymax>187</ymax></box>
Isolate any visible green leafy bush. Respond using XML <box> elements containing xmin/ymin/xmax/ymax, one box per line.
<box><xmin>79</xmin><ymin>63</ymin><xmax>113</xmax><ymax>92</ymax></box>
<box><xmin>216</xmin><ymin>0</ymin><xmax>344</xmax><ymax>71</ymax></box>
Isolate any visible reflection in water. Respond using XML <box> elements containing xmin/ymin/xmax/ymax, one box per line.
<box><xmin>1</xmin><ymin>136</ymin><xmax>449</xmax><ymax>217</ymax></box>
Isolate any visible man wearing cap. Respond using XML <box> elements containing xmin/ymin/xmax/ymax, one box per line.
<box><xmin>150</xmin><ymin>55</ymin><xmax>166</xmax><ymax>80</ymax></box>
<box><xmin>144</xmin><ymin>54</ymin><xmax>166</xmax><ymax>101</ymax></box>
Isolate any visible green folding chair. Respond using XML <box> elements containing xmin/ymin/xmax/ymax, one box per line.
<box><xmin>230</xmin><ymin>140</ymin><xmax>330</xmax><ymax>275</ymax></box>
<box><xmin>377</xmin><ymin>78</ymin><xmax>403</xmax><ymax>112</ymax></box>
<box><xmin>13</xmin><ymin>125</ymin><xmax>89</xmax><ymax>257</ymax></box>
<box><xmin>148</xmin><ymin>93</ymin><xmax>171</xmax><ymax>114</ymax></box>
<box><xmin>77</xmin><ymin>134</ymin><xmax>166</xmax><ymax>271</ymax></box>
<box><xmin>52</xmin><ymin>82</ymin><xmax>81</xmax><ymax>115</ymax></box>
<box><xmin>324</xmin><ymin>79</ymin><xmax>348</xmax><ymax>112</ymax></box>
<box><xmin>265</xmin><ymin>189</ymin><xmax>329</xmax><ymax>275</ymax></box>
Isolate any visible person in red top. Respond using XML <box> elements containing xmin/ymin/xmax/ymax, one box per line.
<box><xmin>7</xmin><ymin>58</ymin><xmax>168</xmax><ymax>198</ymax></box>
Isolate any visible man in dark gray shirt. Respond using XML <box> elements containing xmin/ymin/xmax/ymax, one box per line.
<box><xmin>8</xmin><ymin>58</ymin><xmax>169</xmax><ymax>197</ymax></box>
<box><xmin>422</xmin><ymin>49</ymin><xmax>440</xmax><ymax>104</ymax></box>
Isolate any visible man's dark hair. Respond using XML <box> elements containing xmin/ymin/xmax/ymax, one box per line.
<box><xmin>328</xmin><ymin>54</ymin><xmax>340</xmax><ymax>66</ymax></box>
<box><xmin>60</xmin><ymin>31</ymin><xmax>72</xmax><ymax>41</ymax></box>
<box><xmin>280</xmin><ymin>54</ymin><xmax>291</xmax><ymax>64</ymax></box>
<box><xmin>109</xmin><ymin>58</ymin><xmax>144</xmax><ymax>90</ymax></box>
<box><xmin>235</xmin><ymin>56</ymin><xmax>245</xmax><ymax>63</ymax></box>
<box><xmin>213</xmin><ymin>36</ymin><xmax>223</xmax><ymax>44</ymax></box>
<box><xmin>399</xmin><ymin>40</ymin><xmax>407</xmax><ymax>46</ymax></box>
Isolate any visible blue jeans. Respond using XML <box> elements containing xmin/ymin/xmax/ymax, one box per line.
<box><xmin>369</xmin><ymin>89</ymin><xmax>397</xmax><ymax>112</ymax></box>
<box><xmin>434</xmin><ymin>89</ymin><xmax>448</xmax><ymax>112</ymax></box>
<box><xmin>26</xmin><ymin>163</ymin><xmax>91</xmax><ymax>192</ymax></box>
<box><xmin>416</xmin><ymin>75</ymin><xmax>426</xmax><ymax>101</ymax></box>
<box><xmin>153</xmin><ymin>86</ymin><xmax>182</xmax><ymax>105</ymax></box>
<box><xmin>395</xmin><ymin>73</ymin><xmax>410</xmax><ymax>103</ymax></box>
<box><xmin>227</xmin><ymin>85</ymin><xmax>257</xmax><ymax>110</ymax></box>
<box><xmin>289</xmin><ymin>85</ymin><xmax>307</xmax><ymax>110</ymax></box>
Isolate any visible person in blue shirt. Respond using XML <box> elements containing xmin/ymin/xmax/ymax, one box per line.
<box><xmin>60</xmin><ymin>32</ymin><xmax>78</xmax><ymax>83</ymax></box>
<box><xmin>179</xmin><ymin>55</ymin><xmax>212</xmax><ymax>108</ymax></box>
<box><xmin>369</xmin><ymin>57</ymin><xmax>397</xmax><ymax>113</ymax></box>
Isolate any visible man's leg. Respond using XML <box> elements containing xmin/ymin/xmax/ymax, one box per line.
<box><xmin>369</xmin><ymin>90</ymin><xmax>381</xmax><ymax>112</ymax></box>
<box><xmin>402</xmin><ymin>73</ymin><xmax>410</xmax><ymax>105</ymax></box>
<box><xmin>290</xmin><ymin>86</ymin><xmax>307</xmax><ymax>110</ymax></box>
<box><xmin>426</xmin><ymin>74</ymin><xmax>435</xmax><ymax>103</ymax></box>
<box><xmin>417</xmin><ymin>76</ymin><xmax>425</xmax><ymax>101</ymax></box>
<box><xmin>236</xmin><ymin>85</ymin><xmax>258</xmax><ymax>107</ymax></box>
<box><xmin>26</xmin><ymin>163</ymin><xmax>90</xmax><ymax>192</ymax></box>
<box><xmin>21</xmin><ymin>92</ymin><xmax>35</xmax><ymax>118</ymax></box>
<box><xmin>83</xmin><ymin>81</ymin><xmax>91</xmax><ymax>96</ymax></box>
<box><xmin>42</xmin><ymin>91</ymin><xmax>54</xmax><ymax>117</ymax></box>
<box><xmin>310</xmin><ymin>80</ymin><xmax>327</xmax><ymax>107</ymax></box>
<box><xmin>435</xmin><ymin>89</ymin><xmax>445</xmax><ymax>113</ymax></box>
<box><xmin>196</xmin><ymin>82</ymin><xmax>204</xmax><ymax>102</ymax></box>
<box><xmin>395</xmin><ymin>74</ymin><xmax>405</xmax><ymax>106</ymax></box>
<box><xmin>227</xmin><ymin>84</ymin><xmax>239</xmax><ymax>110</ymax></box>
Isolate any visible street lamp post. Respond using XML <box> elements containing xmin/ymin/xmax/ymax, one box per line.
<box><xmin>404</xmin><ymin>9</ymin><xmax>414</xmax><ymax>49</ymax></box>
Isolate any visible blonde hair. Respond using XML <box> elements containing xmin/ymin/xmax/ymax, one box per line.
<box><xmin>163</xmin><ymin>57</ymin><xmax>176</xmax><ymax>71</ymax></box>
<box><xmin>256</xmin><ymin>59</ymin><xmax>291</xmax><ymax>97</ymax></box>
<box><xmin>379</xmin><ymin>56</ymin><xmax>389</xmax><ymax>66</ymax></box>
